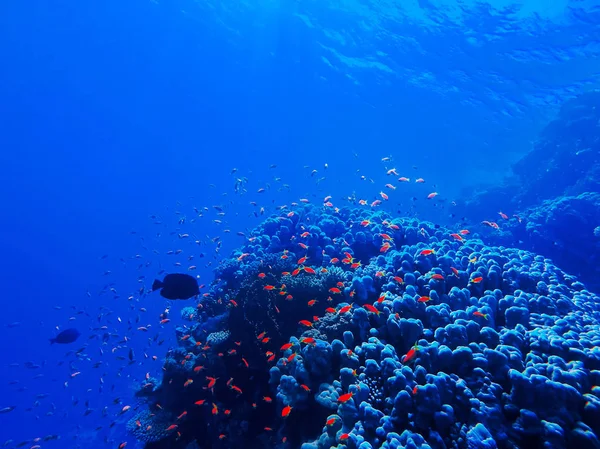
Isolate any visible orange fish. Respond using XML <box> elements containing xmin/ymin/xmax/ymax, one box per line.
<box><xmin>427</xmin><ymin>192</ymin><xmax>438</xmax><ymax>199</ymax></box>
<box><xmin>287</xmin><ymin>353</ymin><xmax>297</xmax><ymax>362</ymax></box>
<box><xmin>212</xmin><ymin>403</ymin><xmax>218</xmax><ymax>415</ymax></box>
<box><xmin>298</xmin><ymin>256</ymin><xmax>307</xmax><ymax>265</ymax></box>
<box><xmin>420</xmin><ymin>249</ymin><xmax>435</xmax><ymax>256</ymax></box>
<box><xmin>299</xmin><ymin>320</ymin><xmax>313</xmax><ymax>327</ymax></box>
<box><xmin>206</xmin><ymin>376</ymin><xmax>218</xmax><ymax>389</ymax></box>
<box><xmin>340</xmin><ymin>433</ymin><xmax>350</xmax><ymax>441</ymax></box>
<box><xmin>338</xmin><ymin>392</ymin><xmax>354</xmax><ymax>403</ymax></box>
<box><xmin>195</xmin><ymin>399</ymin><xmax>205</xmax><ymax>406</ymax></box>
<box><xmin>364</xmin><ymin>304</ymin><xmax>380</xmax><ymax>315</ymax></box>
<box><xmin>338</xmin><ymin>304</ymin><xmax>353</xmax><ymax>314</ymax></box>
<box><xmin>282</xmin><ymin>405</ymin><xmax>292</xmax><ymax>418</ymax></box>
<box><xmin>417</xmin><ymin>296</ymin><xmax>430</xmax><ymax>303</ymax></box>
<box><xmin>329</xmin><ymin>287</ymin><xmax>342</xmax><ymax>294</ymax></box>
<box><xmin>403</xmin><ymin>345</ymin><xmax>419</xmax><ymax>363</ymax></box>
<box><xmin>300</xmin><ymin>384</ymin><xmax>311</xmax><ymax>392</ymax></box>
<box><xmin>450</xmin><ymin>233</ymin><xmax>463</xmax><ymax>242</ymax></box>
<box><xmin>300</xmin><ymin>337</ymin><xmax>316</xmax><ymax>345</ymax></box>
<box><xmin>264</xmin><ymin>285</ymin><xmax>276</xmax><ymax>291</ymax></box>
<box><xmin>325</xmin><ymin>307</ymin><xmax>337</xmax><ymax>313</ymax></box>
<box><xmin>166</xmin><ymin>424</ymin><xmax>178</xmax><ymax>432</ymax></box>
<box><xmin>473</xmin><ymin>311</ymin><xmax>488</xmax><ymax>319</ymax></box>
<box><xmin>471</xmin><ymin>277</ymin><xmax>483</xmax><ymax>283</ymax></box>
<box><xmin>281</xmin><ymin>343</ymin><xmax>293</xmax><ymax>351</ymax></box>
<box><xmin>263</xmin><ymin>396</ymin><xmax>273</xmax><ymax>403</ymax></box>
<box><xmin>258</xmin><ymin>273</ymin><xmax>266</xmax><ymax>278</ymax></box>
<box><xmin>431</xmin><ymin>274</ymin><xmax>444</xmax><ymax>280</ymax></box>
<box><xmin>326</xmin><ymin>417</ymin><xmax>336</xmax><ymax>426</ymax></box>
<box><xmin>304</xmin><ymin>267</ymin><xmax>316</xmax><ymax>274</ymax></box>
<box><xmin>459</xmin><ymin>229</ymin><xmax>470</xmax><ymax>235</ymax></box>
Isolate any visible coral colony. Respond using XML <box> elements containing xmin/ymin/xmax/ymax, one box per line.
<box><xmin>128</xmin><ymin>207</ymin><xmax>600</xmax><ymax>449</ymax></box>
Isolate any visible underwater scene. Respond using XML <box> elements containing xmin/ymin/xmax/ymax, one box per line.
<box><xmin>2</xmin><ymin>1</ymin><xmax>600</xmax><ymax>449</ymax></box>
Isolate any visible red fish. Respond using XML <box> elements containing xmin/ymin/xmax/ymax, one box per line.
<box><xmin>338</xmin><ymin>392</ymin><xmax>354</xmax><ymax>403</ymax></box>
<box><xmin>298</xmin><ymin>320</ymin><xmax>313</xmax><ymax>327</ymax></box>
<box><xmin>282</xmin><ymin>405</ymin><xmax>292</xmax><ymax>418</ymax></box>
<box><xmin>471</xmin><ymin>277</ymin><xmax>483</xmax><ymax>284</ymax></box>
<box><xmin>364</xmin><ymin>304</ymin><xmax>380</xmax><ymax>315</ymax></box>
<box><xmin>403</xmin><ymin>345</ymin><xmax>419</xmax><ymax>363</ymax></box>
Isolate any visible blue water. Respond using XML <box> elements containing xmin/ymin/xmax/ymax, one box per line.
<box><xmin>1</xmin><ymin>0</ymin><xmax>599</xmax><ymax>447</ymax></box>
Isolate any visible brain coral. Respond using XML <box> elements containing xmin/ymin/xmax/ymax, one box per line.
<box><xmin>129</xmin><ymin>206</ymin><xmax>600</xmax><ymax>449</ymax></box>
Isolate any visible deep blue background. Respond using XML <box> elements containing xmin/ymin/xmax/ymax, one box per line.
<box><xmin>1</xmin><ymin>0</ymin><xmax>598</xmax><ymax>447</ymax></box>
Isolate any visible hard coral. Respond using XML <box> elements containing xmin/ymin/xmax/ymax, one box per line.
<box><xmin>129</xmin><ymin>206</ymin><xmax>600</xmax><ymax>449</ymax></box>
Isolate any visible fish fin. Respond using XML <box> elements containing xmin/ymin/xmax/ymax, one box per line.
<box><xmin>152</xmin><ymin>279</ymin><xmax>163</xmax><ymax>291</ymax></box>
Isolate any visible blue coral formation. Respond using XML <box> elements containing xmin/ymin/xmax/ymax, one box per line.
<box><xmin>129</xmin><ymin>206</ymin><xmax>600</xmax><ymax>449</ymax></box>
<box><xmin>457</xmin><ymin>91</ymin><xmax>600</xmax><ymax>293</ymax></box>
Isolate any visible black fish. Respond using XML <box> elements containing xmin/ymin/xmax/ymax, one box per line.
<box><xmin>152</xmin><ymin>273</ymin><xmax>199</xmax><ymax>300</ymax></box>
<box><xmin>50</xmin><ymin>328</ymin><xmax>80</xmax><ymax>345</ymax></box>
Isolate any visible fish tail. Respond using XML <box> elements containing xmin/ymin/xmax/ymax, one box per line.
<box><xmin>152</xmin><ymin>279</ymin><xmax>163</xmax><ymax>291</ymax></box>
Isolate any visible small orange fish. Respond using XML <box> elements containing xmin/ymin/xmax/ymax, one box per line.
<box><xmin>258</xmin><ymin>273</ymin><xmax>266</xmax><ymax>278</ymax></box>
<box><xmin>307</xmin><ymin>299</ymin><xmax>317</xmax><ymax>306</ymax></box>
<box><xmin>459</xmin><ymin>229</ymin><xmax>470</xmax><ymax>235</ymax></box>
<box><xmin>166</xmin><ymin>424</ymin><xmax>178</xmax><ymax>431</ymax></box>
<box><xmin>403</xmin><ymin>345</ymin><xmax>419</xmax><ymax>363</ymax></box>
<box><xmin>471</xmin><ymin>277</ymin><xmax>483</xmax><ymax>283</ymax></box>
<box><xmin>282</xmin><ymin>405</ymin><xmax>292</xmax><ymax>418</ymax></box>
<box><xmin>263</xmin><ymin>396</ymin><xmax>273</xmax><ymax>403</ymax></box>
<box><xmin>338</xmin><ymin>392</ymin><xmax>353</xmax><ymax>403</ymax></box>
<box><xmin>338</xmin><ymin>304</ymin><xmax>353</xmax><ymax>314</ymax></box>
<box><xmin>329</xmin><ymin>287</ymin><xmax>342</xmax><ymax>294</ymax></box>
<box><xmin>300</xmin><ymin>384</ymin><xmax>311</xmax><ymax>392</ymax></box>
<box><xmin>417</xmin><ymin>296</ymin><xmax>430</xmax><ymax>303</ymax></box>
<box><xmin>431</xmin><ymin>274</ymin><xmax>444</xmax><ymax>280</ymax></box>
<box><xmin>326</xmin><ymin>417</ymin><xmax>336</xmax><ymax>426</ymax></box>
<box><xmin>420</xmin><ymin>249</ymin><xmax>435</xmax><ymax>256</ymax></box>
<box><xmin>473</xmin><ymin>311</ymin><xmax>488</xmax><ymax>319</ymax></box>
<box><xmin>281</xmin><ymin>343</ymin><xmax>293</xmax><ymax>351</ymax></box>
<box><xmin>194</xmin><ymin>399</ymin><xmax>205</xmax><ymax>406</ymax></box>
<box><xmin>427</xmin><ymin>192</ymin><xmax>438</xmax><ymax>199</ymax></box>
<box><xmin>300</xmin><ymin>337</ymin><xmax>316</xmax><ymax>345</ymax></box>
<box><xmin>364</xmin><ymin>304</ymin><xmax>380</xmax><ymax>315</ymax></box>
<box><xmin>206</xmin><ymin>376</ymin><xmax>218</xmax><ymax>389</ymax></box>
<box><xmin>304</xmin><ymin>267</ymin><xmax>316</xmax><ymax>274</ymax></box>
<box><xmin>299</xmin><ymin>320</ymin><xmax>313</xmax><ymax>327</ymax></box>
<box><xmin>264</xmin><ymin>285</ymin><xmax>276</xmax><ymax>291</ymax></box>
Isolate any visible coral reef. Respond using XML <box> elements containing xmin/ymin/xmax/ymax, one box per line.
<box><xmin>457</xmin><ymin>91</ymin><xmax>600</xmax><ymax>292</ymax></box>
<box><xmin>128</xmin><ymin>206</ymin><xmax>600</xmax><ymax>449</ymax></box>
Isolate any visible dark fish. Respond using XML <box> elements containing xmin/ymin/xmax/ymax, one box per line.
<box><xmin>49</xmin><ymin>328</ymin><xmax>80</xmax><ymax>345</ymax></box>
<box><xmin>0</xmin><ymin>406</ymin><xmax>15</xmax><ymax>414</ymax></box>
<box><xmin>152</xmin><ymin>273</ymin><xmax>199</xmax><ymax>300</ymax></box>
